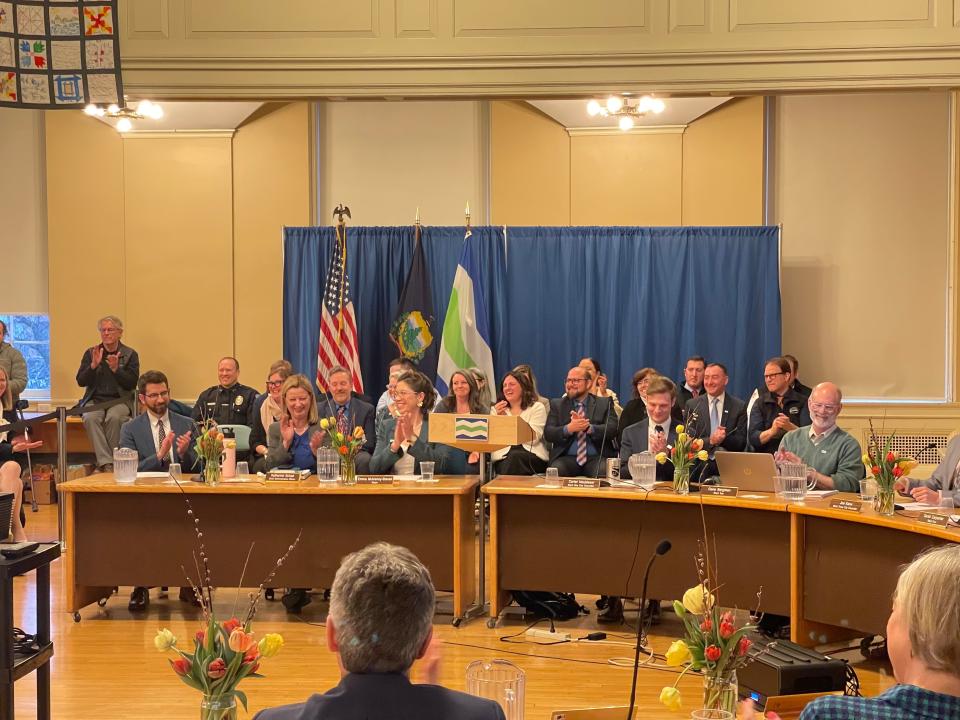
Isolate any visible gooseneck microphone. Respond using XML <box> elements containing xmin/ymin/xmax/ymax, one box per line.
<box><xmin>626</xmin><ymin>538</ymin><xmax>672</xmax><ymax>720</ymax></box>
<box><xmin>592</xmin><ymin>394</ymin><xmax>614</xmax><ymax>481</ymax></box>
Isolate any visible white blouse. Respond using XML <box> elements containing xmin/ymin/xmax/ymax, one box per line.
<box><xmin>491</xmin><ymin>402</ymin><xmax>549</xmax><ymax>462</ymax></box>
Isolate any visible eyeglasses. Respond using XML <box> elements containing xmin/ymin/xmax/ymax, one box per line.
<box><xmin>810</xmin><ymin>402</ymin><xmax>839</xmax><ymax>413</ymax></box>
<box><xmin>764</xmin><ymin>372</ymin><xmax>786</xmax><ymax>380</ymax></box>
<box><xmin>143</xmin><ymin>391</ymin><xmax>170</xmax><ymax>400</ymax></box>
<box><xmin>393</xmin><ymin>389</ymin><xmax>417</xmax><ymax>398</ymax></box>
<box><xmin>99</xmin><ymin>327</ymin><xmax>120</xmax><ymax>334</ymax></box>
<box><xmin>565</xmin><ymin>378</ymin><xmax>587</xmax><ymax>385</ymax></box>
<box><xmin>266</xmin><ymin>380</ymin><xmax>283</xmax><ymax>388</ymax></box>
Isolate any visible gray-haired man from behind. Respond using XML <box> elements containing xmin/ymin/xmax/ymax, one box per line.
<box><xmin>254</xmin><ymin>542</ymin><xmax>505</xmax><ymax>720</ymax></box>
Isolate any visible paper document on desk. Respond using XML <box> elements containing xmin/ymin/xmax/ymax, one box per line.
<box><xmin>902</xmin><ymin>502</ymin><xmax>942</xmax><ymax>512</ymax></box>
<box><xmin>393</xmin><ymin>475</ymin><xmax>421</xmax><ymax>482</ymax></box>
<box><xmin>136</xmin><ymin>472</ymin><xmax>170</xmax><ymax>478</ymax></box>
<box><xmin>806</xmin><ymin>490</ymin><xmax>839</xmax><ymax>499</ymax></box>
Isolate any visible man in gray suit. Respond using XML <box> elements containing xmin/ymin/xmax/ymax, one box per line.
<box><xmin>254</xmin><ymin>542</ymin><xmax>505</xmax><ymax>720</ymax></box>
<box><xmin>317</xmin><ymin>366</ymin><xmax>376</xmax><ymax>474</ymax></box>
<box><xmin>898</xmin><ymin>434</ymin><xmax>960</xmax><ymax>506</ymax></box>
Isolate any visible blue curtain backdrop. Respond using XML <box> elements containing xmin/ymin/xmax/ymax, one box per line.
<box><xmin>283</xmin><ymin>226</ymin><xmax>507</xmax><ymax>397</ymax></box>
<box><xmin>283</xmin><ymin>225</ymin><xmax>779</xmax><ymax>402</ymax></box>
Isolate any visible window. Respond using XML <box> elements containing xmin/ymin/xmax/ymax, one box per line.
<box><xmin>0</xmin><ymin>313</ymin><xmax>50</xmax><ymax>399</ymax></box>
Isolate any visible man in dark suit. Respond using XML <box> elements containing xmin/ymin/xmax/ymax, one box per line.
<box><xmin>544</xmin><ymin>365</ymin><xmax>618</xmax><ymax>477</ymax></box>
<box><xmin>117</xmin><ymin>369</ymin><xmax>200</xmax><ymax>611</ymax></box>
<box><xmin>254</xmin><ymin>542</ymin><xmax>505</xmax><ymax>720</ymax></box>
<box><xmin>316</xmin><ymin>366</ymin><xmax>376</xmax><ymax>473</ymax></box>
<box><xmin>676</xmin><ymin>355</ymin><xmax>706</xmax><ymax>408</ymax></box>
<box><xmin>618</xmin><ymin>376</ymin><xmax>679</xmax><ymax>484</ymax></box>
<box><xmin>683</xmin><ymin>363</ymin><xmax>747</xmax><ymax>479</ymax></box>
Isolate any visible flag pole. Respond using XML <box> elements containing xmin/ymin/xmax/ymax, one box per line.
<box><xmin>332</xmin><ymin>203</ymin><xmax>351</xmax><ymax>337</ymax></box>
<box><xmin>464</xmin><ymin>201</ymin><xmax>471</xmax><ymax>232</ymax></box>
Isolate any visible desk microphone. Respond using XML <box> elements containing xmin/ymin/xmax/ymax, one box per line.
<box><xmin>592</xmin><ymin>395</ymin><xmax>614</xmax><ymax>482</ymax></box>
<box><xmin>626</xmin><ymin>538</ymin><xmax>672</xmax><ymax>720</ymax></box>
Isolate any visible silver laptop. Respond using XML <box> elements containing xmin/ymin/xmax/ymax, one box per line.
<box><xmin>715</xmin><ymin>452</ymin><xmax>777</xmax><ymax>492</ymax></box>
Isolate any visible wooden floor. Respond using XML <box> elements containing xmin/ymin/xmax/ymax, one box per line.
<box><xmin>10</xmin><ymin>504</ymin><xmax>895</xmax><ymax>719</ymax></box>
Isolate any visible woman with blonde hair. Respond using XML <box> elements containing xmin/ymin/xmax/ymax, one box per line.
<box><xmin>250</xmin><ymin>359</ymin><xmax>294</xmax><ymax>473</ymax></box>
<box><xmin>265</xmin><ymin>374</ymin><xmax>325</xmax><ymax>473</ymax></box>
<box><xmin>0</xmin><ymin>367</ymin><xmax>40</xmax><ymax>542</ymax></box>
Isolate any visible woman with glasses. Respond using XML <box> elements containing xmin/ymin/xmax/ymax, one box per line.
<box><xmin>747</xmin><ymin>356</ymin><xmax>810</xmax><ymax>454</ymax></box>
<box><xmin>250</xmin><ymin>360</ymin><xmax>293</xmax><ymax>473</ymax></box>
<box><xmin>370</xmin><ymin>370</ymin><xmax>455</xmax><ymax>475</ymax></box>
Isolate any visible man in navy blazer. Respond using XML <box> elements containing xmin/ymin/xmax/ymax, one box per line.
<box><xmin>682</xmin><ymin>363</ymin><xmax>747</xmax><ymax>478</ymax></box>
<box><xmin>119</xmin><ymin>370</ymin><xmax>199</xmax><ymax>473</ymax></box>
<box><xmin>619</xmin><ymin>376</ymin><xmax>679</xmax><ymax>483</ymax></box>
<box><xmin>253</xmin><ymin>543</ymin><xmax>505</xmax><ymax>720</ymax></box>
<box><xmin>544</xmin><ymin>365</ymin><xmax>618</xmax><ymax>477</ymax></box>
<box><xmin>315</xmin><ymin>366</ymin><xmax>376</xmax><ymax>473</ymax></box>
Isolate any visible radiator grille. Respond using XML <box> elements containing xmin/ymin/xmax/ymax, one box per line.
<box><xmin>862</xmin><ymin>432</ymin><xmax>952</xmax><ymax>465</ymax></box>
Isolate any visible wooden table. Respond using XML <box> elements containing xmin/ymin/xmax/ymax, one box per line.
<box><xmin>58</xmin><ymin>474</ymin><xmax>478</xmax><ymax>621</ymax></box>
<box><xmin>483</xmin><ymin>478</ymin><xmax>793</xmax><ymax>618</ymax></box>
<box><xmin>483</xmin><ymin>478</ymin><xmax>960</xmax><ymax>647</ymax></box>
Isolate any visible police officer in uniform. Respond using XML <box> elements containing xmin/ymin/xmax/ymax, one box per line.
<box><xmin>192</xmin><ymin>357</ymin><xmax>258</xmax><ymax>429</ymax></box>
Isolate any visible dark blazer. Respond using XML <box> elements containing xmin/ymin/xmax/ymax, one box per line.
<box><xmin>792</xmin><ymin>379</ymin><xmax>813</xmax><ymax>398</ymax></box>
<box><xmin>315</xmin><ymin>396</ymin><xmax>376</xmax><ymax>455</ymax></box>
<box><xmin>683</xmin><ymin>393</ymin><xmax>747</xmax><ymax>453</ymax></box>
<box><xmin>748</xmin><ymin>387</ymin><xmax>811</xmax><ymax>454</ymax></box>
<box><xmin>619</xmin><ymin>419</ymin><xmax>677</xmax><ymax>482</ymax></box>
<box><xmin>543</xmin><ymin>394</ymin><xmax>617</xmax><ymax>463</ymax></box>
<box><xmin>76</xmin><ymin>342</ymin><xmax>139</xmax><ymax>409</ymax></box>
<box><xmin>369</xmin><ymin>414</ymin><xmax>457</xmax><ymax>474</ymax></box>
<box><xmin>249</xmin><ymin>392</ymin><xmax>272</xmax><ymax>457</ymax></box>
<box><xmin>118</xmin><ymin>411</ymin><xmax>199</xmax><ymax>472</ymax></box>
<box><xmin>253</xmin><ymin>671</ymin><xmax>505</xmax><ymax>720</ymax></box>
<box><xmin>676</xmin><ymin>384</ymin><xmax>703</xmax><ymax>409</ymax></box>
<box><xmin>618</xmin><ymin>398</ymin><xmax>682</xmax><ymax>441</ymax></box>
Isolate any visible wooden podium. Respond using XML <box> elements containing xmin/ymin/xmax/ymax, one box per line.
<box><xmin>428</xmin><ymin>413</ymin><xmax>533</xmax><ymax>624</ymax></box>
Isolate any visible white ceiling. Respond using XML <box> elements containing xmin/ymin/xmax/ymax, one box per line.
<box><xmin>96</xmin><ymin>101</ymin><xmax>263</xmax><ymax>133</ymax></box>
<box><xmin>527</xmin><ymin>97</ymin><xmax>732</xmax><ymax>129</ymax></box>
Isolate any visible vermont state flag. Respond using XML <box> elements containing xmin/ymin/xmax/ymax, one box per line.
<box><xmin>389</xmin><ymin>226</ymin><xmax>438</xmax><ymax>378</ymax></box>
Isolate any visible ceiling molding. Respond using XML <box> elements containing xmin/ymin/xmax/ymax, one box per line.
<box><xmin>567</xmin><ymin>124</ymin><xmax>686</xmax><ymax>136</ymax></box>
<box><xmin>120</xmin><ymin>130</ymin><xmax>236</xmax><ymax>138</ymax></box>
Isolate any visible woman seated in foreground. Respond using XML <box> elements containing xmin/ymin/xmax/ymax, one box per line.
<box><xmin>492</xmin><ymin>370</ymin><xmax>549</xmax><ymax>475</ymax></box>
<box><xmin>370</xmin><ymin>370</ymin><xmax>455</xmax><ymax>475</ymax></box>
<box><xmin>265</xmin><ymin>374</ymin><xmax>325</xmax><ymax>473</ymax></box>
<box><xmin>746</xmin><ymin>543</ymin><xmax>960</xmax><ymax>720</ymax></box>
<box><xmin>0</xmin><ymin>367</ymin><xmax>40</xmax><ymax>542</ymax></box>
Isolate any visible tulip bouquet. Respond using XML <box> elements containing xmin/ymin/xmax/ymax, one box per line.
<box><xmin>655</xmin><ymin>423</ymin><xmax>708</xmax><ymax>495</ymax></box>
<box><xmin>194</xmin><ymin>419</ymin><xmax>225</xmax><ymax>486</ymax></box>
<box><xmin>320</xmin><ymin>414</ymin><xmax>366</xmax><ymax>483</ymax></box>
<box><xmin>863</xmin><ymin>422</ymin><xmax>917</xmax><ymax>516</ymax></box>
<box><xmin>154</xmin><ymin>485</ymin><xmax>301</xmax><ymax>719</ymax></box>
<box><xmin>659</xmin><ymin>582</ymin><xmax>756</xmax><ymax>714</ymax></box>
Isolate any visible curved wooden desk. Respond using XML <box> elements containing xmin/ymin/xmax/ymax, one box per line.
<box><xmin>483</xmin><ymin>478</ymin><xmax>960</xmax><ymax>647</ymax></box>
<box><xmin>59</xmin><ymin>474</ymin><xmax>478</xmax><ymax>620</ymax></box>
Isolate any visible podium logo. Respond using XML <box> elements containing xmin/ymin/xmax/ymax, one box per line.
<box><xmin>455</xmin><ymin>417</ymin><xmax>489</xmax><ymax>441</ymax></box>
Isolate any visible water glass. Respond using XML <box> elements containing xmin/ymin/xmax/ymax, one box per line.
<box><xmin>235</xmin><ymin>461</ymin><xmax>249</xmax><ymax>478</ymax></box>
<box><xmin>781</xmin><ymin>474</ymin><xmax>808</xmax><ymax>502</ymax></box>
<box><xmin>113</xmin><ymin>447</ymin><xmax>138</xmax><ymax>484</ymax></box>
<box><xmin>859</xmin><ymin>478</ymin><xmax>877</xmax><ymax>501</ymax></box>
<box><xmin>317</xmin><ymin>448</ymin><xmax>339</xmax><ymax>483</ymax></box>
<box><xmin>466</xmin><ymin>659</ymin><xmax>525</xmax><ymax>720</ymax></box>
<box><xmin>169</xmin><ymin>462</ymin><xmax>182</xmax><ymax>483</ymax></box>
<box><xmin>545</xmin><ymin>467</ymin><xmax>560</xmax><ymax>487</ymax></box>
<box><xmin>940</xmin><ymin>496</ymin><xmax>956</xmax><ymax>510</ymax></box>
<box><xmin>419</xmin><ymin>461</ymin><xmax>436</xmax><ymax>483</ymax></box>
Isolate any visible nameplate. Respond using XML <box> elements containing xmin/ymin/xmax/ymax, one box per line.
<box><xmin>701</xmin><ymin>485</ymin><xmax>738</xmax><ymax>498</ymax></box>
<box><xmin>356</xmin><ymin>475</ymin><xmax>393</xmax><ymax>485</ymax></box>
<box><xmin>563</xmin><ymin>477</ymin><xmax>600</xmax><ymax>489</ymax></box>
<box><xmin>265</xmin><ymin>469</ymin><xmax>311</xmax><ymax>482</ymax></box>
<box><xmin>918</xmin><ymin>511</ymin><xmax>949</xmax><ymax>528</ymax></box>
<box><xmin>829</xmin><ymin>498</ymin><xmax>863</xmax><ymax>513</ymax></box>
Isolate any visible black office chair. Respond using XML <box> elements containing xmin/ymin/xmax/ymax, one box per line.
<box><xmin>14</xmin><ymin>400</ymin><xmax>38</xmax><ymax>514</ymax></box>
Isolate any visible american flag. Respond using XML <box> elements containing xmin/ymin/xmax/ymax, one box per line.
<box><xmin>316</xmin><ymin>227</ymin><xmax>364</xmax><ymax>394</ymax></box>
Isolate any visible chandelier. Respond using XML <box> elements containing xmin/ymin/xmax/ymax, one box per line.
<box><xmin>586</xmin><ymin>95</ymin><xmax>666</xmax><ymax>131</ymax></box>
<box><xmin>83</xmin><ymin>99</ymin><xmax>164</xmax><ymax>133</ymax></box>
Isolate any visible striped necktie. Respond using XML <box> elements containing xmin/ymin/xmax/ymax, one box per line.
<box><xmin>575</xmin><ymin>401</ymin><xmax>587</xmax><ymax>466</ymax></box>
<box><xmin>157</xmin><ymin>418</ymin><xmax>167</xmax><ymax>465</ymax></box>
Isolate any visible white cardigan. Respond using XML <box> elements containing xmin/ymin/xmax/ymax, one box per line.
<box><xmin>491</xmin><ymin>402</ymin><xmax>549</xmax><ymax>462</ymax></box>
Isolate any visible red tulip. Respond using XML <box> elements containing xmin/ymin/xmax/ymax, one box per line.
<box><xmin>892</xmin><ymin>466</ymin><xmax>903</xmax><ymax>477</ymax></box>
<box><xmin>719</xmin><ymin>621</ymin><xmax>735</xmax><ymax>639</ymax></box>
<box><xmin>699</xmin><ymin>619</ymin><xmax>713</xmax><ymax>632</ymax></box>
<box><xmin>705</xmin><ymin>645</ymin><xmax>722</xmax><ymax>662</ymax></box>
<box><xmin>720</xmin><ymin>610</ymin><xmax>735</xmax><ymax>625</ymax></box>
<box><xmin>871</xmin><ymin>466</ymin><xmax>880</xmax><ymax>476</ymax></box>
<box><xmin>222</xmin><ymin>617</ymin><xmax>241</xmax><ymax>634</ymax></box>
<box><xmin>244</xmin><ymin>645</ymin><xmax>260</xmax><ymax>662</ymax></box>
<box><xmin>687</xmin><ymin>452</ymin><xmax>695</xmax><ymax>460</ymax></box>
<box><xmin>195</xmin><ymin>630</ymin><xmax>206</xmax><ymax>645</ymax></box>
<box><xmin>339</xmin><ymin>445</ymin><xmax>348</xmax><ymax>455</ymax></box>
<box><xmin>737</xmin><ymin>636</ymin><xmax>752</xmax><ymax>656</ymax></box>
<box><xmin>171</xmin><ymin>657</ymin><xmax>191</xmax><ymax>676</ymax></box>
<box><xmin>207</xmin><ymin>658</ymin><xmax>227</xmax><ymax>679</ymax></box>
<box><xmin>886</xmin><ymin>451</ymin><xmax>896</xmax><ymax>463</ymax></box>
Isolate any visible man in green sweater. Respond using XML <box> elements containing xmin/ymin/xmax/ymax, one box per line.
<box><xmin>776</xmin><ymin>382</ymin><xmax>864</xmax><ymax>493</ymax></box>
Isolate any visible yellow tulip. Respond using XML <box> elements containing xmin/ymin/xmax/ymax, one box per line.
<box><xmin>861</xmin><ymin>453</ymin><xmax>871</xmax><ymax>466</ymax></box>
<box><xmin>659</xmin><ymin>686</ymin><xmax>682</xmax><ymax>711</ymax></box>
<box><xmin>681</xmin><ymin>583</ymin><xmax>715</xmax><ymax>614</ymax></box>
<box><xmin>675</xmin><ymin>424</ymin><xmax>684</xmax><ymax>434</ymax></box>
<box><xmin>320</xmin><ymin>418</ymin><xmax>330</xmax><ymax>430</ymax></box>
<box><xmin>898</xmin><ymin>459</ymin><xmax>918</xmax><ymax>473</ymax></box>
<box><xmin>258</xmin><ymin>633</ymin><xmax>284</xmax><ymax>658</ymax></box>
<box><xmin>353</xmin><ymin>426</ymin><xmax>364</xmax><ymax>440</ymax></box>
<box><xmin>154</xmin><ymin>628</ymin><xmax>177</xmax><ymax>652</ymax></box>
<box><xmin>677</xmin><ymin>432</ymin><xmax>688</xmax><ymax>444</ymax></box>
<box><xmin>655</xmin><ymin>452</ymin><xmax>668</xmax><ymax>464</ymax></box>
<box><xmin>697</xmin><ymin>450</ymin><xmax>709</xmax><ymax>461</ymax></box>
<box><xmin>665</xmin><ymin>639</ymin><xmax>691</xmax><ymax>667</ymax></box>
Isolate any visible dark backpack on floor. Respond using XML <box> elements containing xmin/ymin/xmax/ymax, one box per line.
<box><xmin>511</xmin><ymin>591</ymin><xmax>585</xmax><ymax>621</ymax></box>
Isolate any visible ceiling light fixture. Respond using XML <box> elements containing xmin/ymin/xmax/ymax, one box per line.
<box><xmin>586</xmin><ymin>94</ymin><xmax>666</xmax><ymax>131</ymax></box>
<box><xmin>84</xmin><ymin>97</ymin><xmax>164</xmax><ymax>133</ymax></box>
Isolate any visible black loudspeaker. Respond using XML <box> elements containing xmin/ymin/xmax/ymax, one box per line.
<box><xmin>738</xmin><ymin>633</ymin><xmax>847</xmax><ymax>707</ymax></box>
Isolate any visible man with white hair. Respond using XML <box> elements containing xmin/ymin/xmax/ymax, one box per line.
<box><xmin>776</xmin><ymin>381</ymin><xmax>864</xmax><ymax>492</ymax></box>
<box><xmin>254</xmin><ymin>542</ymin><xmax>505</xmax><ymax>720</ymax></box>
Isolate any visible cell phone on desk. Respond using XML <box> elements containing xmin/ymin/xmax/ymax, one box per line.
<box><xmin>1</xmin><ymin>542</ymin><xmax>39</xmax><ymax>558</ymax></box>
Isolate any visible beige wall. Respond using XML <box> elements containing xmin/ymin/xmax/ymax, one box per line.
<box><xmin>682</xmin><ymin>97</ymin><xmax>764</xmax><ymax>225</ymax></box>
<box><xmin>233</xmin><ymin>103</ymin><xmax>313</xmax><ymax>380</ymax></box>
<box><xmin>46</xmin><ymin>104</ymin><xmax>312</xmax><ymax>403</ymax></box>
<box><xmin>774</xmin><ymin>92</ymin><xmax>952</xmax><ymax>402</ymax></box>
<box><xmin>570</xmin><ymin>131</ymin><xmax>683</xmax><ymax>225</ymax></box>
<box><xmin>318</xmin><ymin>101</ymin><xmax>485</xmax><ymax>225</ymax></box>
<box><xmin>0</xmin><ymin>109</ymin><xmax>47</xmax><ymax>312</ymax></box>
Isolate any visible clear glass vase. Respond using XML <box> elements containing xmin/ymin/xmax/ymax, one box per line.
<box><xmin>874</xmin><ymin>486</ymin><xmax>896</xmax><ymax>516</ymax></box>
<box><xmin>702</xmin><ymin>671</ymin><xmax>737</xmax><ymax>716</ymax></box>
<box><xmin>673</xmin><ymin>464</ymin><xmax>691</xmax><ymax>495</ymax></box>
<box><xmin>203</xmin><ymin>459</ymin><xmax>222</xmax><ymax>487</ymax></box>
<box><xmin>200</xmin><ymin>695</ymin><xmax>236</xmax><ymax>720</ymax></box>
<box><xmin>340</xmin><ymin>457</ymin><xmax>356</xmax><ymax>486</ymax></box>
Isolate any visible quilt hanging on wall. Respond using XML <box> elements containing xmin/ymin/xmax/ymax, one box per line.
<box><xmin>0</xmin><ymin>0</ymin><xmax>122</xmax><ymax>108</ymax></box>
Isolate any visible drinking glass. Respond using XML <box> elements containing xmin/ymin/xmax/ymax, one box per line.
<box><xmin>545</xmin><ymin>467</ymin><xmax>560</xmax><ymax>487</ymax></box>
<box><xmin>169</xmin><ymin>462</ymin><xmax>182</xmax><ymax>483</ymax></box>
<box><xmin>235</xmin><ymin>461</ymin><xmax>249</xmax><ymax>478</ymax></box>
<box><xmin>466</xmin><ymin>659</ymin><xmax>525</xmax><ymax>720</ymax></box>
<box><xmin>113</xmin><ymin>447</ymin><xmax>139</xmax><ymax>484</ymax></box>
<box><xmin>859</xmin><ymin>478</ymin><xmax>877</xmax><ymax>501</ymax></box>
<box><xmin>781</xmin><ymin>474</ymin><xmax>807</xmax><ymax>502</ymax></box>
<box><xmin>419</xmin><ymin>461</ymin><xmax>436</xmax><ymax>482</ymax></box>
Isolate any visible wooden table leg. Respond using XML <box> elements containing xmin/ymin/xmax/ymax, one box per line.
<box><xmin>36</xmin><ymin>563</ymin><xmax>50</xmax><ymax>720</ymax></box>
